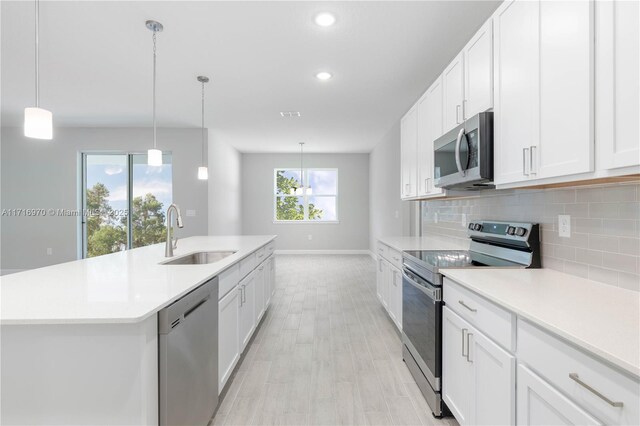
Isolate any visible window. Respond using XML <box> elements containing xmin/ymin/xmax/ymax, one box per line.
<box><xmin>274</xmin><ymin>169</ymin><xmax>338</xmax><ymax>222</ymax></box>
<box><xmin>81</xmin><ymin>153</ymin><xmax>172</xmax><ymax>258</ymax></box>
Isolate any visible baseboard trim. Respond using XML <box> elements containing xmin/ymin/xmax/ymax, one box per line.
<box><xmin>275</xmin><ymin>250</ymin><xmax>372</xmax><ymax>255</ymax></box>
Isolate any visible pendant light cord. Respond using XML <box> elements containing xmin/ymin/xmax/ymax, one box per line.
<box><xmin>34</xmin><ymin>0</ymin><xmax>40</xmax><ymax>107</ymax></box>
<box><xmin>300</xmin><ymin>142</ymin><xmax>304</xmax><ymax>189</ymax></box>
<box><xmin>201</xmin><ymin>81</ymin><xmax>205</xmax><ymax>166</ymax></box>
<box><xmin>152</xmin><ymin>31</ymin><xmax>157</xmax><ymax>149</ymax></box>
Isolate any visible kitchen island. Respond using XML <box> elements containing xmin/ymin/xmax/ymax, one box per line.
<box><xmin>0</xmin><ymin>235</ymin><xmax>276</xmax><ymax>425</ymax></box>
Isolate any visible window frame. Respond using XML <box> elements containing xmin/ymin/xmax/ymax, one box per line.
<box><xmin>273</xmin><ymin>168</ymin><xmax>339</xmax><ymax>224</ymax></box>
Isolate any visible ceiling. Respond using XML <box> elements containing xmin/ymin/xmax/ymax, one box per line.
<box><xmin>1</xmin><ymin>1</ymin><xmax>501</xmax><ymax>153</ymax></box>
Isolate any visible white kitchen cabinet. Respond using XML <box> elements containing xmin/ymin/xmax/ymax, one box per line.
<box><xmin>596</xmin><ymin>0</ymin><xmax>640</xmax><ymax>170</ymax></box>
<box><xmin>270</xmin><ymin>256</ymin><xmax>276</xmax><ymax>297</ymax></box>
<box><xmin>517</xmin><ymin>364</ymin><xmax>603</xmax><ymax>425</ymax></box>
<box><xmin>264</xmin><ymin>256</ymin><xmax>273</xmax><ymax>307</ymax></box>
<box><xmin>388</xmin><ymin>264</ymin><xmax>402</xmax><ymax>331</ymax></box>
<box><xmin>417</xmin><ymin>78</ymin><xmax>445</xmax><ymax>198</ymax></box>
<box><xmin>238</xmin><ymin>272</ymin><xmax>256</xmax><ymax>352</ymax></box>
<box><xmin>377</xmin><ymin>256</ymin><xmax>389</xmax><ymax>309</ymax></box>
<box><xmin>254</xmin><ymin>262</ymin><xmax>266</xmax><ymax>323</ymax></box>
<box><xmin>443</xmin><ymin>306</ymin><xmax>515</xmax><ymax>426</ymax></box>
<box><xmin>463</xmin><ymin>20</ymin><xmax>493</xmax><ymax>119</ymax></box>
<box><xmin>401</xmin><ymin>106</ymin><xmax>418</xmax><ymax>199</ymax></box>
<box><xmin>494</xmin><ymin>0</ymin><xmax>594</xmax><ymax>186</ymax></box>
<box><xmin>443</xmin><ymin>52</ymin><xmax>465</xmax><ymax>132</ymax></box>
<box><xmin>218</xmin><ymin>286</ymin><xmax>240</xmax><ymax>393</ymax></box>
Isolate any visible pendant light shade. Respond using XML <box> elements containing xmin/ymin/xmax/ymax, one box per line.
<box><xmin>146</xmin><ymin>20</ymin><xmax>163</xmax><ymax>166</ymax></box>
<box><xmin>290</xmin><ymin>142</ymin><xmax>311</xmax><ymax>195</ymax></box>
<box><xmin>197</xmin><ymin>76</ymin><xmax>210</xmax><ymax>180</ymax></box>
<box><xmin>197</xmin><ymin>166</ymin><xmax>209</xmax><ymax>180</ymax></box>
<box><xmin>24</xmin><ymin>107</ymin><xmax>52</xmax><ymax>139</ymax></box>
<box><xmin>147</xmin><ymin>148</ymin><xmax>163</xmax><ymax>167</ymax></box>
<box><xmin>24</xmin><ymin>0</ymin><xmax>53</xmax><ymax>140</ymax></box>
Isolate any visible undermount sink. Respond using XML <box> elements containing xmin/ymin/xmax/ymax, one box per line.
<box><xmin>161</xmin><ymin>251</ymin><xmax>237</xmax><ymax>265</ymax></box>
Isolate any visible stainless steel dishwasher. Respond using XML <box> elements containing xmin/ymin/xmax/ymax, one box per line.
<box><xmin>158</xmin><ymin>277</ymin><xmax>218</xmax><ymax>426</ymax></box>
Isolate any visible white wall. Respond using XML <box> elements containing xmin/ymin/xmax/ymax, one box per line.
<box><xmin>208</xmin><ymin>134</ymin><xmax>242</xmax><ymax>235</ymax></box>
<box><xmin>369</xmin><ymin>122</ymin><xmax>411</xmax><ymax>251</ymax></box>
<box><xmin>0</xmin><ymin>127</ymin><xmax>208</xmax><ymax>272</ymax></box>
<box><xmin>241</xmin><ymin>153</ymin><xmax>369</xmax><ymax>251</ymax></box>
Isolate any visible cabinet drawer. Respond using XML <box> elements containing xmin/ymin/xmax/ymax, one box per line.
<box><xmin>239</xmin><ymin>253</ymin><xmax>256</xmax><ymax>278</ymax></box>
<box><xmin>518</xmin><ymin>319</ymin><xmax>639</xmax><ymax>425</ymax></box>
<box><xmin>255</xmin><ymin>247</ymin><xmax>267</xmax><ymax>263</ymax></box>
<box><xmin>218</xmin><ymin>263</ymin><xmax>240</xmax><ymax>300</ymax></box>
<box><xmin>376</xmin><ymin>242</ymin><xmax>388</xmax><ymax>258</ymax></box>
<box><xmin>443</xmin><ymin>277</ymin><xmax>515</xmax><ymax>351</ymax></box>
<box><xmin>266</xmin><ymin>241</ymin><xmax>275</xmax><ymax>256</ymax></box>
<box><xmin>387</xmin><ymin>247</ymin><xmax>403</xmax><ymax>270</ymax></box>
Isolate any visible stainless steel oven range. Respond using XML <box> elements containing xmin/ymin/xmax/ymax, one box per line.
<box><xmin>401</xmin><ymin>221</ymin><xmax>541</xmax><ymax>417</ymax></box>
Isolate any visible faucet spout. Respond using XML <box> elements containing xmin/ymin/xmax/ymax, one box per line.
<box><xmin>165</xmin><ymin>203</ymin><xmax>183</xmax><ymax>257</ymax></box>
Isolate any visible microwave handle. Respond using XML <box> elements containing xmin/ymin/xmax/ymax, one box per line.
<box><xmin>455</xmin><ymin>128</ymin><xmax>466</xmax><ymax>177</ymax></box>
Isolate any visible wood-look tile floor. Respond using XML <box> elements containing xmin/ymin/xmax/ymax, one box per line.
<box><xmin>213</xmin><ymin>255</ymin><xmax>458</xmax><ymax>426</ymax></box>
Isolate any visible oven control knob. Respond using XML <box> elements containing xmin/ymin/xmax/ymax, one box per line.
<box><xmin>515</xmin><ymin>227</ymin><xmax>527</xmax><ymax>237</ymax></box>
<box><xmin>507</xmin><ymin>226</ymin><xmax>516</xmax><ymax>235</ymax></box>
<box><xmin>474</xmin><ymin>223</ymin><xmax>482</xmax><ymax>231</ymax></box>
<box><xmin>468</xmin><ymin>223</ymin><xmax>475</xmax><ymax>230</ymax></box>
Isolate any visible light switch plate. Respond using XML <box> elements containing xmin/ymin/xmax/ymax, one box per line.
<box><xmin>46</xmin><ymin>248</ymin><xmax>53</xmax><ymax>255</ymax></box>
<box><xmin>558</xmin><ymin>215</ymin><xmax>571</xmax><ymax>238</ymax></box>
<box><xmin>186</xmin><ymin>210</ymin><xmax>196</xmax><ymax>217</ymax></box>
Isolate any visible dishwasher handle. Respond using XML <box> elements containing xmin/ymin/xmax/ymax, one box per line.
<box><xmin>158</xmin><ymin>277</ymin><xmax>218</xmax><ymax>334</ymax></box>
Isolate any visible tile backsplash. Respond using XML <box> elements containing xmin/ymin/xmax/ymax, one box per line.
<box><xmin>420</xmin><ymin>182</ymin><xmax>640</xmax><ymax>291</ymax></box>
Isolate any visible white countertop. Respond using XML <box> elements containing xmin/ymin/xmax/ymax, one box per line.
<box><xmin>0</xmin><ymin>235</ymin><xmax>276</xmax><ymax>325</ymax></box>
<box><xmin>378</xmin><ymin>235</ymin><xmax>470</xmax><ymax>252</ymax></box>
<box><xmin>442</xmin><ymin>268</ymin><xmax>640</xmax><ymax>378</ymax></box>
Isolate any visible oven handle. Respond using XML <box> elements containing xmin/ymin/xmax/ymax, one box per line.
<box><xmin>402</xmin><ymin>271</ymin><xmax>440</xmax><ymax>301</ymax></box>
<box><xmin>455</xmin><ymin>128</ymin><xmax>466</xmax><ymax>177</ymax></box>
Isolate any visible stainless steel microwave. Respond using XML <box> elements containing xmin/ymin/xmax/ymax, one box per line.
<box><xmin>433</xmin><ymin>112</ymin><xmax>493</xmax><ymax>190</ymax></box>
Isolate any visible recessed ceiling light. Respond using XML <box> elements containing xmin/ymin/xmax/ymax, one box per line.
<box><xmin>316</xmin><ymin>71</ymin><xmax>333</xmax><ymax>81</ymax></box>
<box><xmin>315</xmin><ymin>12</ymin><xmax>336</xmax><ymax>27</ymax></box>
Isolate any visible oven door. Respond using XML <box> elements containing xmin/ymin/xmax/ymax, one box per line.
<box><xmin>402</xmin><ymin>268</ymin><xmax>443</xmax><ymax>391</ymax></box>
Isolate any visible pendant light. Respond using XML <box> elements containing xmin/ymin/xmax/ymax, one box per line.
<box><xmin>24</xmin><ymin>0</ymin><xmax>53</xmax><ymax>140</ymax></box>
<box><xmin>146</xmin><ymin>20</ymin><xmax>163</xmax><ymax>166</ymax></box>
<box><xmin>197</xmin><ymin>76</ymin><xmax>209</xmax><ymax>180</ymax></box>
<box><xmin>290</xmin><ymin>142</ymin><xmax>312</xmax><ymax>195</ymax></box>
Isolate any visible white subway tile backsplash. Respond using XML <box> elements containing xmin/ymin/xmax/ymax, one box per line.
<box><xmin>421</xmin><ymin>182</ymin><xmax>640</xmax><ymax>290</ymax></box>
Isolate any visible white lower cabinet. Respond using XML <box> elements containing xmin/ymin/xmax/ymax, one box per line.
<box><xmin>218</xmin><ymin>286</ymin><xmax>240</xmax><ymax>392</ymax></box>
<box><xmin>375</xmin><ymin>250</ymin><xmax>402</xmax><ymax>332</ymax></box>
<box><xmin>238</xmin><ymin>271</ymin><xmax>256</xmax><ymax>352</ymax></box>
<box><xmin>517</xmin><ymin>364</ymin><xmax>603</xmax><ymax>426</ymax></box>
<box><xmin>376</xmin><ymin>256</ymin><xmax>389</xmax><ymax>309</ymax></box>
<box><xmin>254</xmin><ymin>263</ymin><xmax>266</xmax><ymax>322</ymax></box>
<box><xmin>442</xmin><ymin>306</ymin><xmax>515</xmax><ymax>426</ymax></box>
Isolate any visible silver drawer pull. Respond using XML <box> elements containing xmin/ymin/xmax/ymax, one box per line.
<box><xmin>569</xmin><ymin>373</ymin><xmax>623</xmax><ymax>408</ymax></box>
<box><xmin>458</xmin><ymin>300</ymin><xmax>477</xmax><ymax>312</ymax></box>
<box><xmin>461</xmin><ymin>329</ymin><xmax>468</xmax><ymax>357</ymax></box>
<box><xmin>393</xmin><ymin>256</ymin><xmax>400</xmax><ymax>262</ymax></box>
<box><xmin>466</xmin><ymin>332</ymin><xmax>473</xmax><ymax>363</ymax></box>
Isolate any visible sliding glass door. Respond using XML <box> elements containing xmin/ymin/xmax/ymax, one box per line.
<box><xmin>82</xmin><ymin>153</ymin><xmax>172</xmax><ymax>258</ymax></box>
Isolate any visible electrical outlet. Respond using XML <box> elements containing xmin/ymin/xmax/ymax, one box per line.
<box><xmin>186</xmin><ymin>209</ymin><xmax>196</xmax><ymax>217</ymax></box>
<box><xmin>46</xmin><ymin>248</ymin><xmax>53</xmax><ymax>255</ymax></box>
<box><xmin>434</xmin><ymin>212</ymin><xmax>438</xmax><ymax>224</ymax></box>
<box><xmin>558</xmin><ymin>215</ymin><xmax>571</xmax><ymax>238</ymax></box>
<box><xmin>461</xmin><ymin>213</ymin><xmax>467</xmax><ymax>227</ymax></box>
<box><xmin>308</xmin><ymin>234</ymin><xmax>313</xmax><ymax>241</ymax></box>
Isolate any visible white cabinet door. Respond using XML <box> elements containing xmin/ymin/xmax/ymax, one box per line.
<box><xmin>388</xmin><ymin>265</ymin><xmax>402</xmax><ymax>331</ymax></box>
<box><xmin>376</xmin><ymin>256</ymin><xmax>385</xmax><ymax>303</ymax></box>
<box><xmin>537</xmin><ymin>0</ymin><xmax>594</xmax><ymax>179</ymax></box>
<box><xmin>255</xmin><ymin>263</ymin><xmax>266</xmax><ymax>322</ymax></box>
<box><xmin>218</xmin><ymin>286</ymin><xmax>240</xmax><ymax>393</ymax></box>
<box><xmin>596</xmin><ymin>0</ymin><xmax>640</xmax><ymax>170</ymax></box>
<box><xmin>417</xmin><ymin>78</ymin><xmax>445</xmax><ymax>198</ymax></box>
<box><xmin>493</xmin><ymin>0</ymin><xmax>539</xmax><ymax>185</ymax></box>
<box><xmin>443</xmin><ymin>307</ymin><xmax>473</xmax><ymax>424</ymax></box>
<box><xmin>464</xmin><ymin>20</ymin><xmax>493</xmax><ymax>119</ymax></box>
<box><xmin>469</xmin><ymin>325</ymin><xmax>515</xmax><ymax>425</ymax></box>
<box><xmin>239</xmin><ymin>273</ymin><xmax>256</xmax><ymax>352</ymax></box>
<box><xmin>517</xmin><ymin>364</ymin><xmax>603</xmax><ymax>426</ymax></box>
<box><xmin>443</xmin><ymin>52</ymin><xmax>465</xmax><ymax>132</ymax></box>
<box><xmin>401</xmin><ymin>107</ymin><xmax>418</xmax><ymax>198</ymax></box>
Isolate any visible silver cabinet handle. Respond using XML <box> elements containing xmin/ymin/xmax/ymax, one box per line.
<box><xmin>242</xmin><ymin>284</ymin><xmax>246</xmax><ymax>304</ymax></box>
<box><xmin>458</xmin><ymin>300</ymin><xmax>477</xmax><ymax>312</ymax></box>
<box><xmin>569</xmin><ymin>373</ymin><xmax>623</xmax><ymax>407</ymax></box>
<box><xmin>522</xmin><ymin>147</ymin><xmax>530</xmax><ymax>176</ymax></box>
<box><xmin>456</xmin><ymin>105</ymin><xmax>461</xmax><ymax>124</ymax></box>
<box><xmin>530</xmin><ymin>145</ymin><xmax>537</xmax><ymax>175</ymax></box>
<box><xmin>393</xmin><ymin>256</ymin><xmax>400</xmax><ymax>262</ymax></box>
<box><xmin>461</xmin><ymin>328</ymin><xmax>468</xmax><ymax>357</ymax></box>
<box><xmin>238</xmin><ymin>287</ymin><xmax>243</xmax><ymax>306</ymax></box>
<box><xmin>466</xmin><ymin>333</ymin><xmax>473</xmax><ymax>363</ymax></box>
<box><xmin>425</xmin><ymin>178</ymin><xmax>430</xmax><ymax>192</ymax></box>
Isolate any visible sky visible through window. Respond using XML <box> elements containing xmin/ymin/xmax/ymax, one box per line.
<box><xmin>275</xmin><ymin>169</ymin><xmax>337</xmax><ymax>221</ymax></box>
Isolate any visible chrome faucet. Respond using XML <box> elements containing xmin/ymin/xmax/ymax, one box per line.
<box><xmin>165</xmin><ymin>203</ymin><xmax>184</xmax><ymax>257</ymax></box>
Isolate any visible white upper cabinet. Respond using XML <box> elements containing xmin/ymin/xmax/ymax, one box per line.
<box><xmin>443</xmin><ymin>52</ymin><xmax>465</xmax><ymax>132</ymax></box>
<box><xmin>401</xmin><ymin>106</ymin><xmax>418</xmax><ymax>199</ymax></box>
<box><xmin>494</xmin><ymin>0</ymin><xmax>594</xmax><ymax>186</ymax></box>
<box><xmin>463</xmin><ymin>20</ymin><xmax>494</xmax><ymax>119</ymax></box>
<box><xmin>596</xmin><ymin>0</ymin><xmax>640</xmax><ymax>170</ymax></box>
<box><xmin>417</xmin><ymin>77</ymin><xmax>445</xmax><ymax>198</ymax></box>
